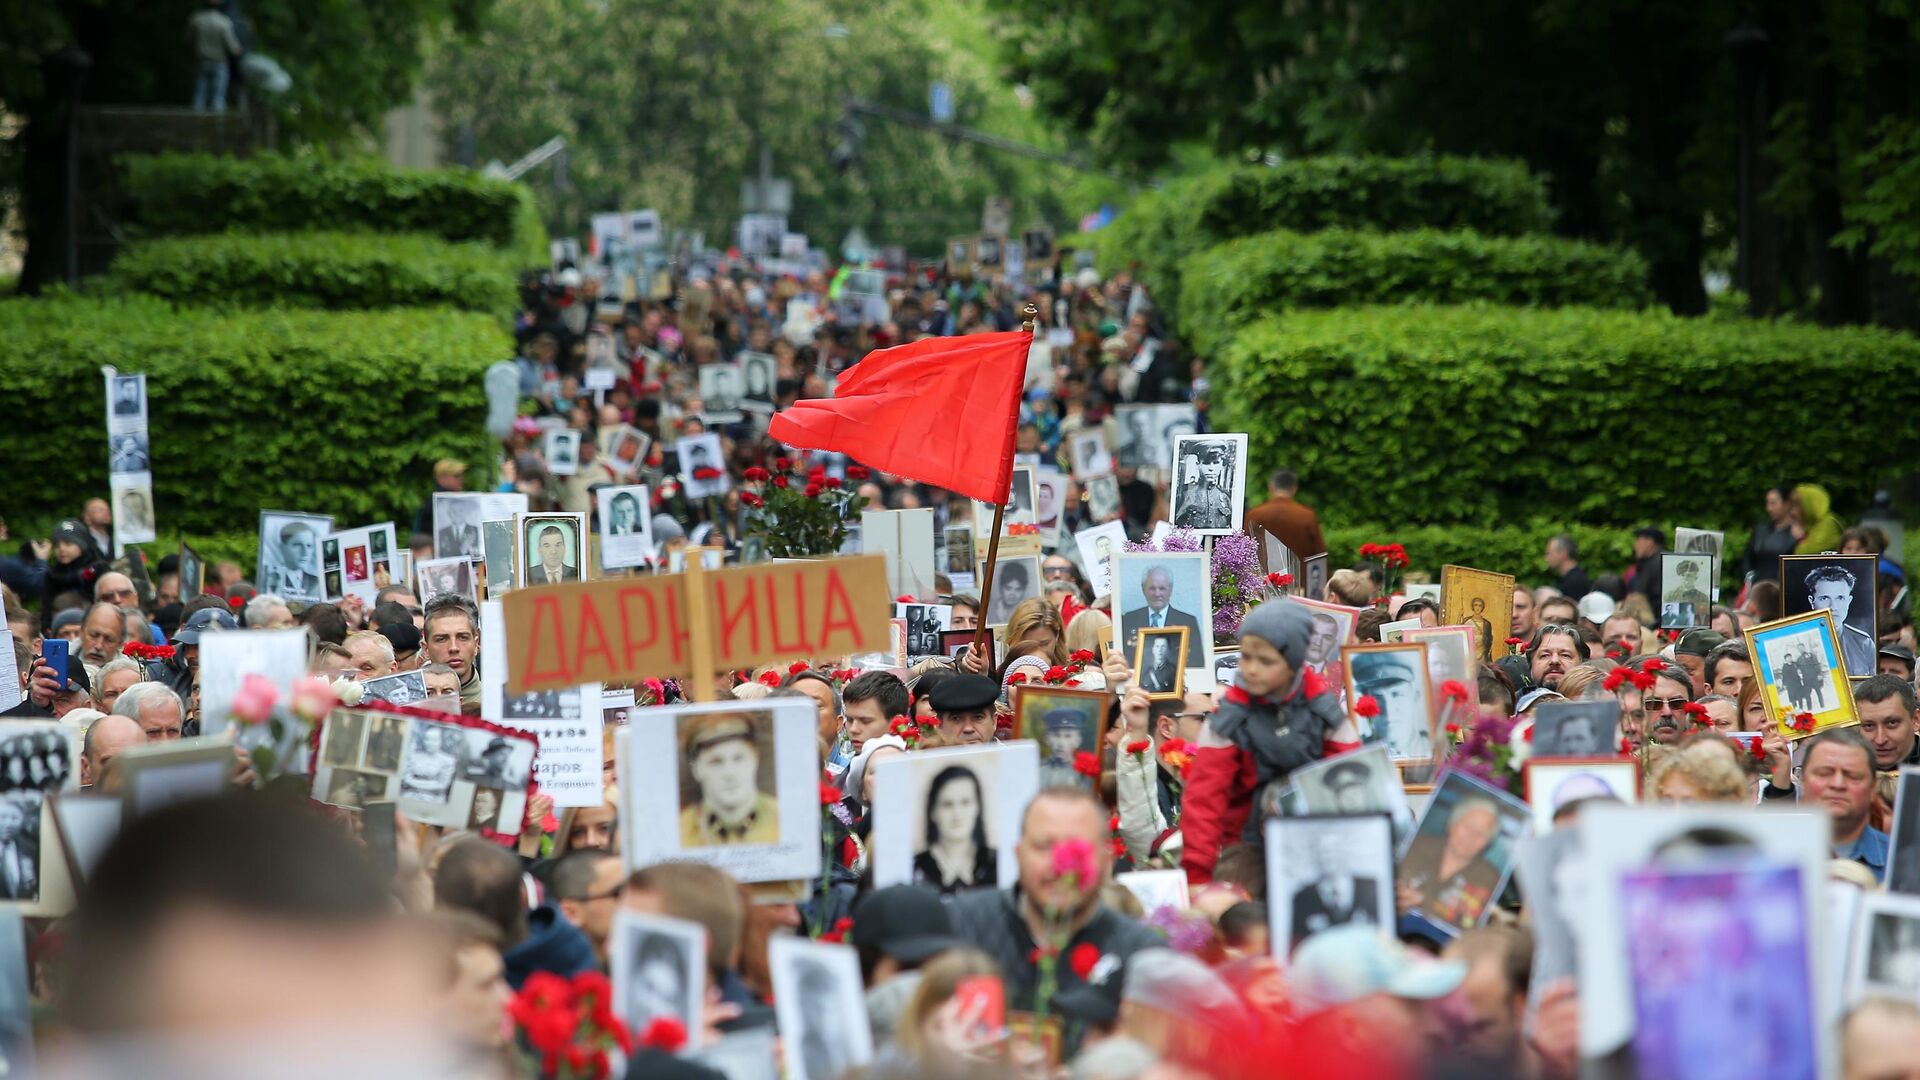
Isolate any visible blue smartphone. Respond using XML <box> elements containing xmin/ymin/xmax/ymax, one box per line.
<box><xmin>42</xmin><ymin>639</ymin><xmax>68</xmax><ymax>690</ymax></box>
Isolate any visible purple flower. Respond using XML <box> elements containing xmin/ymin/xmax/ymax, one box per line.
<box><xmin>1145</xmin><ymin>905</ymin><xmax>1216</xmax><ymax>953</ymax></box>
<box><xmin>829</xmin><ymin>802</ymin><xmax>853</xmax><ymax>827</ymax></box>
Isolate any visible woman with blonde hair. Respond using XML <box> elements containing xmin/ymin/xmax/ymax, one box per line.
<box><xmin>1648</xmin><ymin>737</ymin><xmax>1750</xmax><ymax>803</ymax></box>
<box><xmin>1064</xmin><ymin>608</ymin><xmax>1112</xmax><ymax>662</ymax></box>
<box><xmin>1325</xmin><ymin>568</ymin><xmax>1377</xmax><ymax>608</ymax></box>
<box><xmin>890</xmin><ymin>948</ymin><xmax>1006</xmax><ymax>1069</ymax></box>
<box><xmin>999</xmin><ymin>597</ymin><xmax>1067</xmax><ymax>671</ymax></box>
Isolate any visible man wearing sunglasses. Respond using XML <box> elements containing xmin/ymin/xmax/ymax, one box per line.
<box><xmin>1638</xmin><ymin>665</ymin><xmax>1698</xmax><ymax>747</ymax></box>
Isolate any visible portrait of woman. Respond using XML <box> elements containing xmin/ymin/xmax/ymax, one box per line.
<box><xmin>628</xmin><ymin>933</ymin><xmax>691</xmax><ymax>1029</ymax></box>
<box><xmin>912</xmin><ymin>765</ymin><xmax>996</xmax><ymax>895</ymax></box>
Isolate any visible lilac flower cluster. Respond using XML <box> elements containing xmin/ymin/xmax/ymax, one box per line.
<box><xmin>1145</xmin><ymin>904</ymin><xmax>1217</xmax><ymax>954</ymax></box>
<box><xmin>1123</xmin><ymin>527</ymin><xmax>1263</xmax><ymax>641</ymax></box>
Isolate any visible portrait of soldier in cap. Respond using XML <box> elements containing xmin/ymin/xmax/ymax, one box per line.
<box><xmin>1346</xmin><ymin>646</ymin><xmax>1433</xmax><ymax>761</ymax></box>
<box><xmin>1660</xmin><ymin>555</ymin><xmax>1712</xmax><ymax>630</ymax></box>
<box><xmin>678</xmin><ymin>712</ymin><xmax>780</xmax><ymax>847</ymax></box>
<box><xmin>1037</xmin><ymin>707</ymin><xmax>1089</xmax><ymax>789</ymax></box>
<box><xmin>1172</xmin><ymin>439</ymin><xmax>1236</xmax><ymax>532</ymax></box>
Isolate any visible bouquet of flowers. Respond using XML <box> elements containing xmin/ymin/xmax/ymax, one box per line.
<box><xmin>739</xmin><ymin>457</ymin><xmax>871</xmax><ymax>558</ymax></box>
<box><xmin>1442</xmin><ymin>711</ymin><xmax>1526</xmax><ymax>797</ymax></box>
<box><xmin>509</xmin><ymin>970</ymin><xmax>636</xmax><ymax>1079</ymax></box>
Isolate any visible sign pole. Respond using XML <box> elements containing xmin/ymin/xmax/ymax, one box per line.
<box><xmin>970</xmin><ymin>305</ymin><xmax>1037</xmax><ymax>658</ymax></box>
<box><xmin>683</xmin><ymin>547</ymin><xmax>717</xmax><ymax>702</ymax></box>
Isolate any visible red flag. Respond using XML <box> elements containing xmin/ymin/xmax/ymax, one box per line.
<box><xmin>768</xmin><ymin>330</ymin><xmax>1030</xmax><ymax>505</ymax></box>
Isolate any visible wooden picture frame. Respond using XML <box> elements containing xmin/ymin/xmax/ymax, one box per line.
<box><xmin>1342</xmin><ymin>641</ymin><xmax>1435</xmax><ymax>762</ymax></box>
<box><xmin>1132</xmin><ymin>626</ymin><xmax>1190</xmax><ymax>701</ymax></box>
<box><xmin>1522</xmin><ymin>756</ymin><xmax>1642</xmax><ymax>833</ymax></box>
<box><xmin>1440</xmin><ymin>564</ymin><xmax>1516</xmax><ymax>667</ymax></box>
<box><xmin>1011</xmin><ymin>685</ymin><xmax>1112</xmax><ymax>790</ymax></box>
<box><xmin>1743</xmin><ymin>609</ymin><xmax>1861</xmax><ymax>739</ymax></box>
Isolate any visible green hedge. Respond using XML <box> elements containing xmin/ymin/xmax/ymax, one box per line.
<box><xmin>121</xmin><ymin>153</ymin><xmax>548</xmax><ymax>266</ymax></box>
<box><xmin>1179</xmin><ymin>228</ymin><xmax>1650</xmax><ymax>353</ymax></box>
<box><xmin>110</xmin><ymin>232</ymin><xmax>520</xmax><ymax>315</ymax></box>
<box><xmin>1097</xmin><ymin>156</ymin><xmax>1555</xmax><ymax>321</ymax></box>
<box><xmin>1319</xmin><ymin>522</ymin><xmax>1751</xmax><ymax>595</ymax></box>
<box><xmin>1215</xmin><ymin>304</ymin><xmax>1920</xmax><ymax>528</ymax></box>
<box><xmin>0</xmin><ymin>295</ymin><xmax>505</xmax><ymax>537</ymax></box>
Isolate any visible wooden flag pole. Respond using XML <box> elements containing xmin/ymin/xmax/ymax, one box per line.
<box><xmin>970</xmin><ymin>305</ymin><xmax>1038</xmax><ymax>658</ymax></box>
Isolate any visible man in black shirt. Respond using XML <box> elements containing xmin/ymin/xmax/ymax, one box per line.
<box><xmin>1545</xmin><ymin>534</ymin><xmax>1591</xmax><ymax>600</ymax></box>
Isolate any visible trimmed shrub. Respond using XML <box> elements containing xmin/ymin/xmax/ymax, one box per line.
<box><xmin>1318</xmin><ymin>522</ymin><xmax>1751</xmax><ymax>596</ymax></box>
<box><xmin>1214</xmin><ymin>304</ymin><xmax>1920</xmax><ymax>528</ymax></box>
<box><xmin>1097</xmin><ymin>156</ymin><xmax>1555</xmax><ymax>320</ymax></box>
<box><xmin>110</xmin><ymin>232</ymin><xmax>520</xmax><ymax>315</ymax></box>
<box><xmin>121</xmin><ymin>153</ymin><xmax>548</xmax><ymax>266</ymax></box>
<box><xmin>1178</xmin><ymin>228</ymin><xmax>1651</xmax><ymax>353</ymax></box>
<box><xmin>0</xmin><ymin>295</ymin><xmax>505</xmax><ymax>537</ymax></box>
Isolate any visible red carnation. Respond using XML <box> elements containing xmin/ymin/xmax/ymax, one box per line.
<box><xmin>740</xmin><ymin>492</ymin><xmax>763</xmax><ymax>509</ymax></box>
<box><xmin>808</xmin><ymin>465</ymin><xmax>827</xmax><ymax>480</ymax></box>
<box><xmin>1354</xmin><ymin>694</ymin><xmax>1381</xmax><ymax>719</ymax></box>
<box><xmin>692</xmin><ymin>466</ymin><xmax>722</xmax><ymax>481</ymax></box>
<box><xmin>1747</xmin><ymin>739</ymin><xmax>1768</xmax><ymax>762</ymax></box>
<box><xmin>776</xmin><ymin>457</ymin><xmax>793</xmax><ymax>471</ymax></box>
<box><xmin>821</xmin><ymin>916</ymin><xmax>854</xmax><ymax>943</ymax></box>
<box><xmin>1126</xmin><ymin>739</ymin><xmax>1151</xmax><ymax>754</ymax></box>
<box><xmin>846</xmin><ymin>465</ymin><xmax>870</xmax><ymax>481</ymax></box>
<box><xmin>227</xmin><ymin>596</ymin><xmax>244</xmax><ymax>609</ymax></box>
<box><xmin>788</xmin><ymin>661</ymin><xmax>811</xmax><ymax>674</ymax></box>
<box><xmin>804</xmin><ymin>483</ymin><xmax>823</xmax><ymax>498</ymax></box>
<box><xmin>819</xmin><ymin>782</ymin><xmax>842</xmax><ymax>806</ymax></box>
<box><xmin>638</xmin><ymin>1016</ymin><xmax>687</xmax><ymax>1053</ymax></box>
<box><xmin>1301</xmin><ymin>667</ymin><xmax>1329</xmax><ymax>699</ymax></box>
<box><xmin>1068</xmin><ymin>942</ymin><xmax>1101</xmax><ymax>980</ymax></box>
<box><xmin>1071</xmin><ymin>649</ymin><xmax>1096</xmax><ymax>664</ymax></box>
<box><xmin>1439</xmin><ymin>679</ymin><xmax>1469</xmax><ymax>703</ymax></box>
<box><xmin>1073</xmin><ymin>751</ymin><xmax>1101</xmax><ymax>778</ymax></box>
<box><xmin>743</xmin><ymin>466</ymin><xmax>770</xmax><ymax>482</ymax></box>
<box><xmin>1504</xmin><ymin>636</ymin><xmax>1524</xmax><ymax>647</ymax></box>
<box><xmin>1602</xmin><ymin>668</ymin><xmax>1630</xmax><ymax>693</ymax></box>
<box><xmin>1267</xmin><ymin>572</ymin><xmax>1294</xmax><ymax>588</ymax></box>
<box><xmin>757</xmin><ymin>670</ymin><xmax>781</xmax><ymax>687</ymax></box>
<box><xmin>1619</xmin><ymin>736</ymin><xmax>1634</xmax><ymax>755</ymax></box>
<box><xmin>1630</xmin><ymin>671</ymin><xmax>1657</xmax><ymax>691</ymax></box>
<box><xmin>1045</xmin><ymin>665</ymin><xmax>1068</xmax><ymax>683</ymax></box>
<box><xmin>1641</xmin><ymin>657</ymin><xmax>1668</xmax><ymax>672</ymax></box>
<box><xmin>1443</xmin><ymin>721</ymin><xmax>1461</xmax><ymax>735</ymax></box>
<box><xmin>1111</xmin><ymin>837</ymin><xmax>1128</xmax><ymax>859</ymax></box>
<box><xmin>772</xmin><ymin>475</ymin><xmax>789</xmax><ymax>488</ymax></box>
<box><xmin>824</xmin><ymin>477</ymin><xmax>843</xmax><ymax>490</ymax></box>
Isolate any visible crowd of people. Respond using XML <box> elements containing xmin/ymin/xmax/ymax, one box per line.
<box><xmin>2</xmin><ymin>243</ymin><xmax>1918</xmax><ymax>1080</ymax></box>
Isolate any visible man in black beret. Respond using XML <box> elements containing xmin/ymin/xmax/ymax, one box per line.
<box><xmin>927</xmin><ymin>673</ymin><xmax>998</xmax><ymax>746</ymax></box>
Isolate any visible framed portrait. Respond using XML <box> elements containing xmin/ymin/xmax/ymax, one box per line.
<box><xmin>943</xmin><ymin>522</ymin><xmax>976</xmax><ymax>582</ymax></box>
<box><xmin>862</xmin><ymin>509</ymin><xmax>937</xmax><ymax>601</ymax></box>
<box><xmin>361</xmin><ymin>670</ymin><xmax>428</xmax><ymax>709</ymax></box>
<box><xmin>738</xmin><ymin>351</ymin><xmax>777</xmax><ymax>411</ymax></box>
<box><xmin>1083</xmin><ymin>473</ymin><xmax>1122</xmax><ymax>523</ymax></box>
<box><xmin>433</xmin><ymin>492</ymin><xmax>527</xmax><ymax>560</ymax></box>
<box><xmin>481</xmin><ymin>519</ymin><xmax>517</xmax><ymax>597</ymax></box>
<box><xmin>416</xmin><ymin>556</ymin><xmax>477</xmax><ymax>608</ymax></box>
<box><xmin>517</xmin><ymin>512</ymin><xmax>588</xmax><ymax>588</ymax></box>
<box><xmin>1782</xmin><ymin>554</ymin><xmax>1878</xmax><ymax>677</ymax></box>
<box><xmin>1889</xmin><ymin>768</ymin><xmax>1920</xmax><ymax>896</ymax></box>
<box><xmin>767</xmin><ymin>937</ymin><xmax>875</xmax><ymax>1080</ymax></box>
<box><xmin>1032</xmin><ymin>468</ymin><xmax>1067</xmax><ymax>544</ymax></box>
<box><xmin>598</xmin><ymin>424</ymin><xmax>653</xmax><ymax>478</ymax></box>
<box><xmin>1168</xmin><ymin>433</ymin><xmax>1247</xmax><ymax>535</ymax></box>
<box><xmin>869</xmin><ymin>742</ymin><xmax>1038</xmax><ymax>894</ymax></box>
<box><xmin>1111</xmin><ymin>552</ymin><xmax>1213</xmax><ymax>684</ymax></box>
<box><xmin>946</xmin><ymin>235</ymin><xmax>975</xmax><ymax>276</ymax></box>
<box><xmin>1265</xmin><ymin>813</ymin><xmax>1394</xmax><ymax>959</ymax></box>
<box><xmin>610</xmin><ymin>911</ymin><xmax>708</xmax><ymax>1040</ymax></box>
<box><xmin>109</xmin><ymin>474</ymin><xmax>156</xmax><ymax>547</ymax></box>
<box><xmin>1378</xmin><ymin>617</ymin><xmax>1421</xmax><ymax>644</ymax></box>
<box><xmin>0</xmin><ymin>722</ymin><xmax>77</xmax><ymax>912</ymax></box>
<box><xmin>698</xmin><ymin>362</ymin><xmax>745</xmax><ymax>422</ymax></box>
<box><xmin>1574</xmin><ymin>804</ymin><xmax>1830</xmax><ymax>1066</ymax></box>
<box><xmin>1302</xmin><ymin>552</ymin><xmax>1330</xmax><ymax>602</ymax></box>
<box><xmin>1275</xmin><ymin>745</ymin><xmax>1415</xmax><ymax>842</ymax></box>
<box><xmin>256</xmin><ymin>510</ymin><xmax>333</xmax><ymax>608</ymax></box>
<box><xmin>981</xmin><ymin>554</ymin><xmax>1043</xmax><ymax>626</ymax></box>
<box><xmin>1529</xmin><ymin>700</ymin><xmax>1622</xmax><ymax>760</ymax></box>
<box><xmin>1675</xmin><ymin>527</ymin><xmax>1726</xmax><ymax>601</ymax></box>
<box><xmin>1074</xmin><ymin>521</ymin><xmax>1128</xmax><ymax>602</ymax></box>
<box><xmin>1659</xmin><ymin>553</ymin><xmax>1714</xmax><ymax>630</ymax></box>
<box><xmin>1396</xmin><ymin>769</ymin><xmax>1532</xmax><ymax>938</ymax></box>
<box><xmin>1292</xmin><ymin>596</ymin><xmax>1362</xmax><ymax>694</ymax></box>
<box><xmin>1133</xmin><ymin>626</ymin><xmax>1190</xmax><ymax>701</ymax></box>
<box><xmin>941</xmin><ymin>627</ymin><xmax>993</xmax><ymax>662</ymax></box>
<box><xmin>1069</xmin><ymin>430</ymin><xmax>1113</xmax><ymax>478</ymax></box>
<box><xmin>1114</xmin><ymin>868</ymin><xmax>1189</xmax><ymax>915</ymax></box>
<box><xmin>676</xmin><ymin>434</ymin><xmax>730</xmax><ymax>500</ymax></box>
<box><xmin>323</xmin><ymin>522</ymin><xmax>399</xmax><ymax>607</ymax></box>
<box><xmin>544</xmin><ymin>428</ymin><xmax>582</xmax><ymax>477</ymax></box>
<box><xmin>1744</xmin><ymin>610</ymin><xmax>1860</xmax><ymax>738</ymax></box>
<box><xmin>1343</xmin><ymin>642</ymin><xmax>1435</xmax><ymax>762</ymax></box>
<box><xmin>1012</xmin><ymin>686</ymin><xmax>1110</xmax><ymax>791</ymax></box>
<box><xmin>114</xmin><ymin>739</ymin><xmax>234</xmax><ymax>821</ymax></box>
<box><xmin>1214</xmin><ymin>647</ymin><xmax>1241</xmax><ymax>689</ymax></box>
<box><xmin>109</xmin><ymin>372</ymin><xmax>147</xmax><ymax>423</ymax></box>
<box><xmin>896</xmin><ymin>603</ymin><xmax>952</xmax><ymax>658</ymax></box>
<box><xmin>197</xmin><ymin>628</ymin><xmax>309</xmax><ymax>751</ymax></box>
<box><xmin>979</xmin><ymin>468</ymin><xmax>1039</xmax><ymax>530</ymax></box>
<box><xmin>49</xmin><ymin>791</ymin><xmax>119</xmax><ymax>890</ymax></box>
<box><xmin>597</xmin><ymin>485</ymin><xmax>655</xmax><ymax>572</ymax></box>
<box><xmin>1522</xmin><ymin>757</ymin><xmax>1639</xmax><ymax>833</ymax></box>
<box><xmin>617</xmin><ymin>697</ymin><xmax>821</xmax><ymax>882</ymax></box>
<box><xmin>1849</xmin><ymin>891</ymin><xmax>1920</xmax><ymax>1006</ymax></box>
<box><xmin>1403</xmin><ymin>625</ymin><xmax>1479</xmax><ymax>715</ymax></box>
<box><xmin>312</xmin><ymin>706</ymin><xmax>538</xmax><ymax>837</ymax></box>
<box><xmin>178</xmin><ymin>542</ymin><xmax>204</xmax><ymax>600</ymax></box>
<box><xmin>1440</xmin><ymin>565</ymin><xmax>1515</xmax><ymax>667</ymax></box>
<box><xmin>1112</xmin><ymin>403</ymin><xmax>1197</xmax><ymax>474</ymax></box>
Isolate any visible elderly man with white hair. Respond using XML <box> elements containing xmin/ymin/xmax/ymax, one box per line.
<box><xmin>90</xmin><ymin>657</ymin><xmax>146</xmax><ymax>715</ymax></box>
<box><xmin>342</xmin><ymin>630</ymin><xmax>396</xmax><ymax>682</ymax></box>
<box><xmin>245</xmin><ymin>593</ymin><xmax>296</xmax><ymax>630</ymax></box>
<box><xmin>112</xmin><ymin>681</ymin><xmax>185</xmax><ymax>742</ymax></box>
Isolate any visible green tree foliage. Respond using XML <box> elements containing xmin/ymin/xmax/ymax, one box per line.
<box><xmin>0</xmin><ymin>295</ymin><xmax>505</xmax><ymax>535</ymax></box>
<box><xmin>1214</xmin><ymin>304</ymin><xmax>1920</xmax><ymax>529</ymax></box>
<box><xmin>425</xmin><ymin>0</ymin><xmax>1096</xmax><ymax>253</ymax></box>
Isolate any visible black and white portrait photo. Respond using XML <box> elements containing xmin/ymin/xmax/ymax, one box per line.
<box><xmin>897</xmin><ymin>603</ymin><xmax>951</xmax><ymax>658</ymax></box>
<box><xmin>597</xmin><ymin>485</ymin><xmax>655</xmax><ymax>571</ymax></box>
<box><xmin>944</xmin><ymin>523</ymin><xmax>975</xmax><ymax>577</ymax></box>
<box><xmin>519</xmin><ymin>513</ymin><xmax>587</xmax><ymax>587</ymax></box>
<box><xmin>111</xmin><ymin>477</ymin><xmax>156</xmax><ymax>545</ymax></box>
<box><xmin>1264</xmin><ymin>814</ymin><xmax>1394</xmax><ymax>957</ymax></box>
<box><xmin>1134</xmin><ymin>627</ymin><xmax>1188</xmax><ymax>699</ymax></box>
<box><xmin>1344</xmin><ymin>644</ymin><xmax>1434</xmax><ymax>761</ymax></box>
<box><xmin>740</xmin><ymin>351</ymin><xmax>777</xmax><ymax>409</ymax></box>
<box><xmin>872</xmin><ymin>741</ymin><xmax>1036</xmax><ymax>893</ymax></box>
<box><xmin>1891</xmin><ymin>769</ymin><xmax>1920</xmax><ymax>896</ymax></box>
<box><xmin>1074</xmin><ymin>521</ymin><xmax>1127</xmax><ymax>601</ymax></box>
<box><xmin>463</xmin><ymin>731</ymin><xmax>531</xmax><ymax>790</ymax></box>
<box><xmin>677</xmin><ymin>434</ymin><xmax>730</xmax><ymax>500</ymax></box>
<box><xmin>111</xmin><ymin>374</ymin><xmax>145</xmax><ymax>420</ymax></box>
<box><xmin>1003</xmin><ymin>467</ymin><xmax>1038</xmax><ymax>528</ymax></box>
<box><xmin>1285</xmin><ymin>746</ymin><xmax>1413</xmax><ymax>833</ymax></box>
<box><xmin>699</xmin><ymin>363</ymin><xmax>744</xmax><ymax>419</ymax></box>
<box><xmin>1659</xmin><ymin>553</ymin><xmax>1713</xmax><ymax>630</ymax></box>
<box><xmin>1084</xmin><ymin>473</ymin><xmax>1122</xmax><ymax>523</ymax></box>
<box><xmin>398</xmin><ymin>722</ymin><xmax>464</xmax><ymax>805</ymax></box>
<box><xmin>769</xmin><ymin>938</ymin><xmax>875</xmax><ymax>1080</ymax></box>
<box><xmin>1530</xmin><ymin>700</ymin><xmax>1620</xmax><ymax>760</ymax></box>
<box><xmin>416</xmin><ymin>556</ymin><xmax>476</xmax><ymax>606</ymax></box>
<box><xmin>983</xmin><ymin>555</ymin><xmax>1042</xmax><ymax>625</ymax></box>
<box><xmin>434</xmin><ymin>493</ymin><xmax>528</xmax><ymax>561</ymax></box>
<box><xmin>108</xmin><ymin>432</ymin><xmax>149</xmax><ymax>475</ymax></box>
<box><xmin>1070</xmin><ymin>431</ymin><xmax>1114</xmax><ymax>478</ymax></box>
<box><xmin>612</xmin><ymin>912</ymin><xmax>707</xmax><ymax>1039</ymax></box>
<box><xmin>544</xmin><ymin>429</ymin><xmax>581</xmax><ymax>477</ymax></box>
<box><xmin>1854</xmin><ymin>896</ymin><xmax>1920</xmax><ymax>1003</ymax></box>
<box><xmin>0</xmin><ymin>723</ymin><xmax>76</xmax><ymax>905</ymax></box>
<box><xmin>257</xmin><ymin>510</ymin><xmax>332</xmax><ymax>606</ymax></box>
<box><xmin>1113</xmin><ymin>404</ymin><xmax>1197</xmax><ymax>474</ymax></box>
<box><xmin>1783</xmin><ymin>554</ymin><xmax>1878</xmax><ymax>676</ymax></box>
<box><xmin>361</xmin><ymin>670</ymin><xmax>427</xmax><ymax>708</ymax></box>
<box><xmin>482</xmin><ymin>519</ymin><xmax>515</xmax><ymax>598</ymax></box>
<box><xmin>1169</xmin><ymin>433</ymin><xmax>1247</xmax><ymax>534</ymax></box>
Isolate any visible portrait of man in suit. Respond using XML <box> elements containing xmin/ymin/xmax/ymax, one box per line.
<box><xmin>1122</xmin><ymin>564</ymin><xmax>1201</xmax><ymax>669</ymax></box>
<box><xmin>436</xmin><ymin>497</ymin><xmax>481</xmax><ymax>560</ymax></box>
<box><xmin>526</xmin><ymin>523</ymin><xmax>579</xmax><ymax>585</ymax></box>
<box><xmin>266</xmin><ymin>521</ymin><xmax>322</xmax><ymax>602</ymax></box>
<box><xmin>1288</xmin><ymin>826</ymin><xmax>1382</xmax><ymax>951</ymax></box>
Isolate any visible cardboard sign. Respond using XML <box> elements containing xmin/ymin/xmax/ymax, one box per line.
<box><xmin>503</xmin><ymin>555</ymin><xmax>891</xmax><ymax>694</ymax></box>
